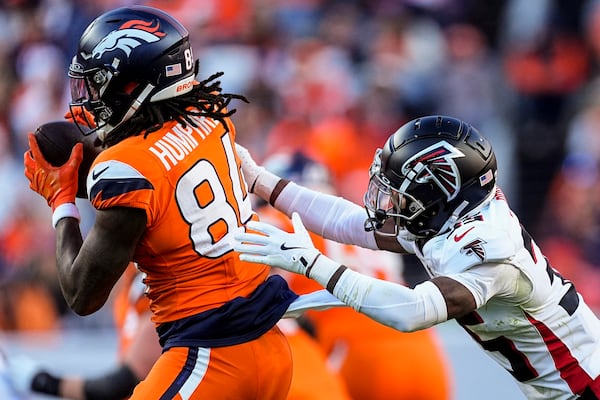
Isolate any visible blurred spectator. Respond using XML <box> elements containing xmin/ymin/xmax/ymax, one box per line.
<box><xmin>535</xmin><ymin>153</ymin><xmax>600</xmax><ymax>311</ymax></box>
<box><xmin>9</xmin><ymin>38</ymin><xmax>68</xmax><ymax>153</ymax></box>
<box><xmin>500</xmin><ymin>0</ymin><xmax>590</xmax><ymax>228</ymax></box>
<box><xmin>0</xmin><ymin>201</ymin><xmax>61</xmax><ymax>331</ymax></box>
<box><xmin>434</xmin><ymin>22</ymin><xmax>517</xmax><ymax>198</ymax></box>
<box><xmin>564</xmin><ymin>77</ymin><xmax>600</xmax><ymax>161</ymax></box>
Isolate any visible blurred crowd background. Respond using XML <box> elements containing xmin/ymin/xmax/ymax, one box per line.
<box><xmin>0</xmin><ymin>0</ymin><xmax>600</xmax><ymax>333</ymax></box>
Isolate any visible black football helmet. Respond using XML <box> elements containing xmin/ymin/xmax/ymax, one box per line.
<box><xmin>68</xmin><ymin>5</ymin><xmax>196</xmax><ymax>142</ymax></box>
<box><xmin>364</xmin><ymin>115</ymin><xmax>497</xmax><ymax>239</ymax></box>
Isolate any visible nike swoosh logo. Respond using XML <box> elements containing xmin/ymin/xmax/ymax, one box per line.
<box><xmin>454</xmin><ymin>226</ymin><xmax>475</xmax><ymax>242</ymax></box>
<box><xmin>280</xmin><ymin>243</ymin><xmax>304</xmax><ymax>251</ymax></box>
<box><xmin>92</xmin><ymin>166</ymin><xmax>109</xmax><ymax>180</ymax></box>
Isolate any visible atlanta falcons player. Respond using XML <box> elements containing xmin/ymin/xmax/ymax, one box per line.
<box><xmin>234</xmin><ymin>115</ymin><xmax>600</xmax><ymax>400</ymax></box>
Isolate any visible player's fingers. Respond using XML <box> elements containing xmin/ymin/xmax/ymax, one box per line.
<box><xmin>291</xmin><ymin>212</ymin><xmax>307</xmax><ymax>235</ymax></box>
<box><xmin>23</xmin><ymin>149</ymin><xmax>32</xmax><ymax>166</ymax></box>
<box><xmin>68</xmin><ymin>142</ymin><xmax>84</xmax><ymax>167</ymax></box>
<box><xmin>23</xmin><ymin>158</ymin><xmax>37</xmax><ymax>182</ymax></box>
<box><xmin>27</xmin><ymin>133</ymin><xmax>52</xmax><ymax>169</ymax></box>
<box><xmin>245</xmin><ymin>220</ymin><xmax>282</xmax><ymax>236</ymax></box>
<box><xmin>234</xmin><ymin>232</ymin><xmax>270</xmax><ymax>247</ymax></box>
<box><xmin>23</xmin><ymin>149</ymin><xmax>39</xmax><ymax>179</ymax></box>
<box><xmin>234</xmin><ymin>243</ymin><xmax>269</xmax><ymax>256</ymax></box>
<box><xmin>239</xmin><ymin>254</ymin><xmax>268</xmax><ymax>264</ymax></box>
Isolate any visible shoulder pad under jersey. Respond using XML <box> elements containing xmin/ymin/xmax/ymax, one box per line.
<box><xmin>87</xmin><ymin>158</ymin><xmax>152</xmax><ymax>203</ymax></box>
<box><xmin>421</xmin><ymin>200</ymin><xmax>522</xmax><ymax>275</ymax></box>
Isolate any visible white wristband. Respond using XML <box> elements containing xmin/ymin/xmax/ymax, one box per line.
<box><xmin>253</xmin><ymin>169</ymin><xmax>282</xmax><ymax>203</ymax></box>
<box><xmin>306</xmin><ymin>253</ymin><xmax>347</xmax><ymax>292</ymax></box>
<box><xmin>52</xmin><ymin>203</ymin><xmax>81</xmax><ymax>228</ymax></box>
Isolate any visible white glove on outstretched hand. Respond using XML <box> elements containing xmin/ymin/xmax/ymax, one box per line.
<box><xmin>234</xmin><ymin>212</ymin><xmax>322</xmax><ymax>276</ymax></box>
<box><xmin>235</xmin><ymin>143</ymin><xmax>265</xmax><ymax>193</ymax></box>
<box><xmin>235</xmin><ymin>143</ymin><xmax>281</xmax><ymax>201</ymax></box>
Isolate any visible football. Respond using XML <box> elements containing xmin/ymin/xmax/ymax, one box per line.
<box><xmin>33</xmin><ymin>120</ymin><xmax>101</xmax><ymax>199</ymax></box>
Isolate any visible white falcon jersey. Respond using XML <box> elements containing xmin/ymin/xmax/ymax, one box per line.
<box><xmin>401</xmin><ymin>189</ymin><xmax>600</xmax><ymax>399</ymax></box>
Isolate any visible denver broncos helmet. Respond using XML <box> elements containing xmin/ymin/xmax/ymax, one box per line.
<box><xmin>68</xmin><ymin>5</ymin><xmax>196</xmax><ymax>142</ymax></box>
<box><xmin>364</xmin><ymin>115</ymin><xmax>497</xmax><ymax>239</ymax></box>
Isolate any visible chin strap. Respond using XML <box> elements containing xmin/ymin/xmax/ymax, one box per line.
<box><xmin>438</xmin><ymin>200</ymin><xmax>469</xmax><ymax>235</ymax></box>
<box><xmin>444</xmin><ymin>187</ymin><xmax>497</xmax><ymax>234</ymax></box>
<box><xmin>97</xmin><ymin>83</ymin><xmax>155</xmax><ymax>142</ymax></box>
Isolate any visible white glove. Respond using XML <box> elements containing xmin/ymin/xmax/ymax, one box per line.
<box><xmin>235</xmin><ymin>212</ymin><xmax>321</xmax><ymax>276</ymax></box>
<box><xmin>235</xmin><ymin>143</ymin><xmax>281</xmax><ymax>201</ymax></box>
<box><xmin>235</xmin><ymin>143</ymin><xmax>265</xmax><ymax>193</ymax></box>
<box><xmin>5</xmin><ymin>355</ymin><xmax>41</xmax><ymax>394</ymax></box>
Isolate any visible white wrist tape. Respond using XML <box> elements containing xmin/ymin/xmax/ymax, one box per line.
<box><xmin>253</xmin><ymin>169</ymin><xmax>283</xmax><ymax>204</ymax></box>
<box><xmin>306</xmin><ymin>254</ymin><xmax>347</xmax><ymax>291</ymax></box>
<box><xmin>52</xmin><ymin>203</ymin><xmax>81</xmax><ymax>228</ymax></box>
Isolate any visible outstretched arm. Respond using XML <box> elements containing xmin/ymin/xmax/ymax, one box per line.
<box><xmin>235</xmin><ymin>213</ymin><xmax>478</xmax><ymax>332</ymax></box>
<box><xmin>236</xmin><ymin>144</ymin><xmax>406</xmax><ymax>252</ymax></box>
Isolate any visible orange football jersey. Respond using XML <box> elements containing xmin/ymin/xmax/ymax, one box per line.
<box><xmin>88</xmin><ymin>115</ymin><xmax>270</xmax><ymax>325</ymax></box>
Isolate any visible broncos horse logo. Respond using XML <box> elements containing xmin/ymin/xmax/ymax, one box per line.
<box><xmin>91</xmin><ymin>19</ymin><xmax>166</xmax><ymax>59</ymax></box>
<box><xmin>401</xmin><ymin>141</ymin><xmax>465</xmax><ymax>201</ymax></box>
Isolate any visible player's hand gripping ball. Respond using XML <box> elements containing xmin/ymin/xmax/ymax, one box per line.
<box><xmin>32</xmin><ymin>121</ymin><xmax>101</xmax><ymax>199</ymax></box>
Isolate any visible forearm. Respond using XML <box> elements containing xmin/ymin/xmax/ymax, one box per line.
<box><xmin>60</xmin><ymin>377</ymin><xmax>85</xmax><ymax>400</ymax></box>
<box><xmin>307</xmin><ymin>255</ymin><xmax>448</xmax><ymax>332</ymax></box>
<box><xmin>239</xmin><ymin>144</ymin><xmax>379</xmax><ymax>249</ymax></box>
<box><xmin>273</xmin><ymin>182</ymin><xmax>379</xmax><ymax>249</ymax></box>
<box><xmin>55</xmin><ymin>208</ymin><xmax>145</xmax><ymax>316</ymax></box>
<box><xmin>30</xmin><ymin>364</ymin><xmax>139</xmax><ymax>400</ymax></box>
<box><xmin>54</xmin><ymin>218</ymin><xmax>88</xmax><ymax>311</ymax></box>
<box><xmin>82</xmin><ymin>364</ymin><xmax>140</xmax><ymax>400</ymax></box>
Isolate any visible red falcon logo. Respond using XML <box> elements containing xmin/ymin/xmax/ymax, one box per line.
<box><xmin>90</xmin><ymin>19</ymin><xmax>166</xmax><ymax>59</ymax></box>
<box><xmin>401</xmin><ymin>141</ymin><xmax>464</xmax><ymax>201</ymax></box>
<box><xmin>461</xmin><ymin>239</ymin><xmax>486</xmax><ymax>261</ymax></box>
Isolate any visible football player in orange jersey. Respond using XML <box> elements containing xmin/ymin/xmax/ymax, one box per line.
<box><xmin>258</xmin><ymin>152</ymin><xmax>452</xmax><ymax>400</ymax></box>
<box><xmin>23</xmin><ymin>5</ymin><xmax>300</xmax><ymax>399</ymax></box>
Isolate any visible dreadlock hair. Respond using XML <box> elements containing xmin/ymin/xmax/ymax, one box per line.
<box><xmin>101</xmin><ymin>72</ymin><xmax>248</xmax><ymax>148</ymax></box>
